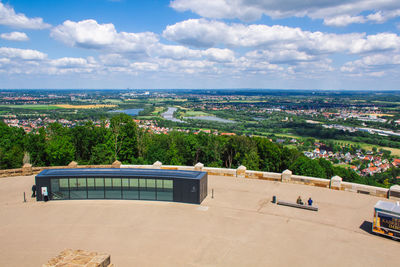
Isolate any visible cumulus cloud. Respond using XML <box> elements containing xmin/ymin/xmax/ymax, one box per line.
<box><xmin>170</xmin><ymin>0</ymin><xmax>400</xmax><ymax>26</ymax></box>
<box><xmin>323</xmin><ymin>15</ymin><xmax>366</xmax><ymax>27</ymax></box>
<box><xmin>0</xmin><ymin>2</ymin><xmax>50</xmax><ymax>29</ymax></box>
<box><xmin>163</xmin><ymin>19</ymin><xmax>400</xmax><ymax>55</ymax></box>
<box><xmin>0</xmin><ymin>31</ymin><xmax>29</xmax><ymax>41</ymax></box>
<box><xmin>0</xmin><ymin>47</ymin><xmax>46</xmax><ymax>60</ymax></box>
<box><xmin>51</xmin><ymin>19</ymin><xmax>159</xmax><ymax>55</ymax></box>
<box><xmin>341</xmin><ymin>53</ymin><xmax>400</xmax><ymax>76</ymax></box>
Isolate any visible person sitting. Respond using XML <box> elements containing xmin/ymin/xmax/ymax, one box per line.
<box><xmin>308</xmin><ymin>197</ymin><xmax>313</xmax><ymax>206</ymax></box>
<box><xmin>296</xmin><ymin>196</ymin><xmax>303</xmax><ymax>205</ymax></box>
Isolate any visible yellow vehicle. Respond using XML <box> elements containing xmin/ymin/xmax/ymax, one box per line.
<box><xmin>372</xmin><ymin>200</ymin><xmax>400</xmax><ymax>240</ymax></box>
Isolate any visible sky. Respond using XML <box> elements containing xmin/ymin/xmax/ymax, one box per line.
<box><xmin>0</xmin><ymin>0</ymin><xmax>400</xmax><ymax>90</ymax></box>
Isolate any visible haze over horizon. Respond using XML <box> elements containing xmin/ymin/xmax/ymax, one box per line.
<box><xmin>1</xmin><ymin>0</ymin><xmax>400</xmax><ymax>90</ymax></box>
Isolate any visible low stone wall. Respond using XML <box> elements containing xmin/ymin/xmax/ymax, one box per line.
<box><xmin>1</xmin><ymin>161</ymin><xmax>396</xmax><ymax>199</ymax></box>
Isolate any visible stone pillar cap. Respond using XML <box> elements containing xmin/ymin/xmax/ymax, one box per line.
<box><xmin>331</xmin><ymin>175</ymin><xmax>342</xmax><ymax>181</ymax></box>
<box><xmin>153</xmin><ymin>161</ymin><xmax>162</xmax><ymax>166</ymax></box>
<box><xmin>237</xmin><ymin>165</ymin><xmax>246</xmax><ymax>170</ymax></box>
<box><xmin>112</xmin><ymin>160</ymin><xmax>121</xmax><ymax>165</ymax></box>
<box><xmin>68</xmin><ymin>161</ymin><xmax>78</xmax><ymax>167</ymax></box>
<box><xmin>195</xmin><ymin>162</ymin><xmax>204</xmax><ymax>167</ymax></box>
<box><xmin>22</xmin><ymin>163</ymin><xmax>32</xmax><ymax>168</ymax></box>
<box><xmin>282</xmin><ymin>169</ymin><xmax>292</xmax><ymax>174</ymax></box>
<box><xmin>390</xmin><ymin>185</ymin><xmax>400</xmax><ymax>191</ymax></box>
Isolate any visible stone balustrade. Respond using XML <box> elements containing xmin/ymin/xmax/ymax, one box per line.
<box><xmin>1</xmin><ymin>161</ymin><xmax>395</xmax><ymax>199</ymax></box>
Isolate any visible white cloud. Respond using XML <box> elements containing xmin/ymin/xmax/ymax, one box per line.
<box><xmin>341</xmin><ymin>53</ymin><xmax>400</xmax><ymax>77</ymax></box>
<box><xmin>323</xmin><ymin>15</ymin><xmax>365</xmax><ymax>27</ymax></box>
<box><xmin>51</xmin><ymin>19</ymin><xmax>158</xmax><ymax>55</ymax></box>
<box><xmin>0</xmin><ymin>47</ymin><xmax>46</xmax><ymax>60</ymax></box>
<box><xmin>0</xmin><ymin>2</ymin><xmax>50</xmax><ymax>29</ymax></box>
<box><xmin>246</xmin><ymin>49</ymin><xmax>315</xmax><ymax>64</ymax></box>
<box><xmin>163</xmin><ymin>19</ymin><xmax>400</xmax><ymax>55</ymax></box>
<box><xmin>0</xmin><ymin>31</ymin><xmax>29</xmax><ymax>41</ymax></box>
<box><xmin>203</xmin><ymin>48</ymin><xmax>235</xmax><ymax>62</ymax></box>
<box><xmin>170</xmin><ymin>0</ymin><xmax>400</xmax><ymax>26</ymax></box>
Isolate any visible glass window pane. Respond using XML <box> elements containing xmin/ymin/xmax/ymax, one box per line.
<box><xmin>88</xmin><ymin>178</ymin><xmax>104</xmax><ymax>199</ymax></box>
<box><xmin>122</xmin><ymin>178</ymin><xmax>129</xmax><ymax>188</ymax></box>
<box><xmin>95</xmin><ymin>178</ymin><xmax>104</xmax><ymax>187</ymax></box>
<box><xmin>106</xmin><ymin>178</ymin><xmax>121</xmax><ymax>199</ymax></box>
<box><xmin>122</xmin><ymin>178</ymin><xmax>138</xmax><ymax>200</ymax></box>
<box><xmin>139</xmin><ymin>179</ymin><xmax>146</xmax><ymax>190</ymax></box>
<box><xmin>51</xmin><ymin>179</ymin><xmax>68</xmax><ymax>200</ymax></box>
<box><xmin>147</xmin><ymin>179</ymin><xmax>155</xmax><ymax>190</ymax></box>
<box><xmin>70</xmin><ymin>177</ymin><xmax>87</xmax><ymax>199</ymax></box>
<box><xmin>156</xmin><ymin>179</ymin><xmax>163</xmax><ymax>189</ymax></box>
<box><xmin>87</xmin><ymin>178</ymin><xmax>95</xmax><ymax>189</ymax></box>
<box><xmin>164</xmin><ymin>180</ymin><xmax>173</xmax><ymax>189</ymax></box>
<box><xmin>69</xmin><ymin>178</ymin><xmax>78</xmax><ymax>189</ymax></box>
<box><xmin>60</xmin><ymin>178</ymin><xmax>69</xmax><ymax>190</ymax></box>
<box><xmin>157</xmin><ymin>191</ymin><xmax>173</xmax><ymax>201</ymax></box>
<box><xmin>130</xmin><ymin>179</ymin><xmax>138</xmax><ymax>188</ymax></box>
<box><xmin>113</xmin><ymin>178</ymin><xmax>121</xmax><ymax>187</ymax></box>
<box><xmin>78</xmin><ymin>178</ymin><xmax>86</xmax><ymax>188</ymax></box>
<box><xmin>140</xmin><ymin>179</ymin><xmax>156</xmax><ymax>200</ymax></box>
<box><xmin>105</xmin><ymin>178</ymin><xmax>112</xmax><ymax>188</ymax></box>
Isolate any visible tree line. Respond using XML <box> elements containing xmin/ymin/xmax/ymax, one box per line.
<box><xmin>0</xmin><ymin>114</ymin><xmax>394</xmax><ymax>187</ymax></box>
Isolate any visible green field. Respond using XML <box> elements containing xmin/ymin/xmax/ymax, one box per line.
<box><xmin>0</xmin><ymin>105</ymin><xmax>65</xmax><ymax>110</ymax></box>
<box><xmin>326</xmin><ymin>139</ymin><xmax>400</xmax><ymax>156</ymax></box>
<box><xmin>183</xmin><ymin>110</ymin><xmax>211</xmax><ymax>117</ymax></box>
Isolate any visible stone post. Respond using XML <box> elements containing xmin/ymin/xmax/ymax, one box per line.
<box><xmin>389</xmin><ymin>184</ymin><xmax>400</xmax><ymax>199</ymax></box>
<box><xmin>22</xmin><ymin>163</ymin><xmax>32</xmax><ymax>176</ymax></box>
<box><xmin>281</xmin><ymin>169</ymin><xmax>292</xmax><ymax>182</ymax></box>
<box><xmin>236</xmin><ymin>165</ymin><xmax>246</xmax><ymax>178</ymax></box>
<box><xmin>330</xmin><ymin>175</ymin><xmax>342</xmax><ymax>190</ymax></box>
<box><xmin>153</xmin><ymin>161</ymin><xmax>162</xmax><ymax>169</ymax></box>
<box><xmin>111</xmin><ymin>160</ymin><xmax>121</xmax><ymax>168</ymax></box>
<box><xmin>68</xmin><ymin>161</ymin><xmax>78</xmax><ymax>168</ymax></box>
<box><xmin>194</xmin><ymin>162</ymin><xmax>204</xmax><ymax>171</ymax></box>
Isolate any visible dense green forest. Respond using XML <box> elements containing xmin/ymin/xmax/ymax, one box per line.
<box><xmin>0</xmin><ymin>114</ymin><xmax>397</xmax><ymax>187</ymax></box>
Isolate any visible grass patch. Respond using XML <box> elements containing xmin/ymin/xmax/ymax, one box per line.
<box><xmin>326</xmin><ymin>139</ymin><xmax>400</xmax><ymax>156</ymax></box>
<box><xmin>183</xmin><ymin>110</ymin><xmax>211</xmax><ymax>117</ymax></box>
<box><xmin>54</xmin><ymin>104</ymin><xmax>117</xmax><ymax>109</ymax></box>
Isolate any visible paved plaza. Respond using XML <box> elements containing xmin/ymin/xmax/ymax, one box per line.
<box><xmin>0</xmin><ymin>174</ymin><xmax>399</xmax><ymax>266</ymax></box>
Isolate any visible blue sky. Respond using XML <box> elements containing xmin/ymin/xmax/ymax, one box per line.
<box><xmin>0</xmin><ymin>0</ymin><xmax>400</xmax><ymax>90</ymax></box>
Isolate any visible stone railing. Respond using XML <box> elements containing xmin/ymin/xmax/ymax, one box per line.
<box><xmin>2</xmin><ymin>161</ymin><xmax>399</xmax><ymax>199</ymax></box>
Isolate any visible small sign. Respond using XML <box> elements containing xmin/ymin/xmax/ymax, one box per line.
<box><xmin>41</xmin><ymin>187</ymin><xmax>48</xmax><ymax>196</ymax></box>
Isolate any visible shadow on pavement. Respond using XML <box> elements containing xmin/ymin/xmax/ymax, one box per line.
<box><xmin>359</xmin><ymin>220</ymin><xmax>373</xmax><ymax>234</ymax></box>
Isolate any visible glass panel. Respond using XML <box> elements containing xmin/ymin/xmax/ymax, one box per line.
<box><xmin>95</xmin><ymin>178</ymin><xmax>104</xmax><ymax>187</ymax></box>
<box><xmin>87</xmin><ymin>178</ymin><xmax>95</xmax><ymax>189</ymax></box>
<box><xmin>139</xmin><ymin>179</ymin><xmax>146</xmax><ymax>190</ymax></box>
<box><xmin>130</xmin><ymin>179</ymin><xmax>138</xmax><ymax>188</ymax></box>
<box><xmin>51</xmin><ymin>179</ymin><xmax>68</xmax><ymax>200</ymax></box>
<box><xmin>147</xmin><ymin>179</ymin><xmax>156</xmax><ymax>190</ymax></box>
<box><xmin>112</xmin><ymin>178</ymin><xmax>121</xmax><ymax>188</ymax></box>
<box><xmin>122</xmin><ymin>178</ymin><xmax>139</xmax><ymax>199</ymax></box>
<box><xmin>141</xmin><ymin>178</ymin><xmax>156</xmax><ymax>200</ymax></box>
<box><xmin>157</xmin><ymin>191</ymin><xmax>173</xmax><ymax>201</ymax></box>
<box><xmin>77</xmin><ymin>178</ymin><xmax>86</xmax><ymax>188</ymax></box>
<box><xmin>122</xmin><ymin>178</ymin><xmax>129</xmax><ymax>188</ymax></box>
<box><xmin>157</xmin><ymin>179</ymin><xmax>173</xmax><ymax>201</ymax></box>
<box><xmin>88</xmin><ymin>178</ymin><xmax>104</xmax><ymax>199</ymax></box>
<box><xmin>70</xmin><ymin>178</ymin><xmax>87</xmax><ymax>199</ymax></box>
<box><xmin>69</xmin><ymin>178</ymin><xmax>78</xmax><ymax>189</ymax></box>
<box><xmin>59</xmin><ymin>178</ymin><xmax>69</xmax><ymax>199</ymax></box>
<box><xmin>106</xmin><ymin>178</ymin><xmax>122</xmax><ymax>199</ymax></box>
<box><xmin>105</xmin><ymin>178</ymin><xmax>112</xmax><ymax>188</ymax></box>
<box><xmin>156</xmin><ymin>179</ymin><xmax>163</xmax><ymax>189</ymax></box>
<box><xmin>164</xmin><ymin>180</ymin><xmax>173</xmax><ymax>189</ymax></box>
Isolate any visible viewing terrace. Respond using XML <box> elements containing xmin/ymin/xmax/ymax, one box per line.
<box><xmin>0</xmin><ymin>162</ymin><xmax>399</xmax><ymax>266</ymax></box>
